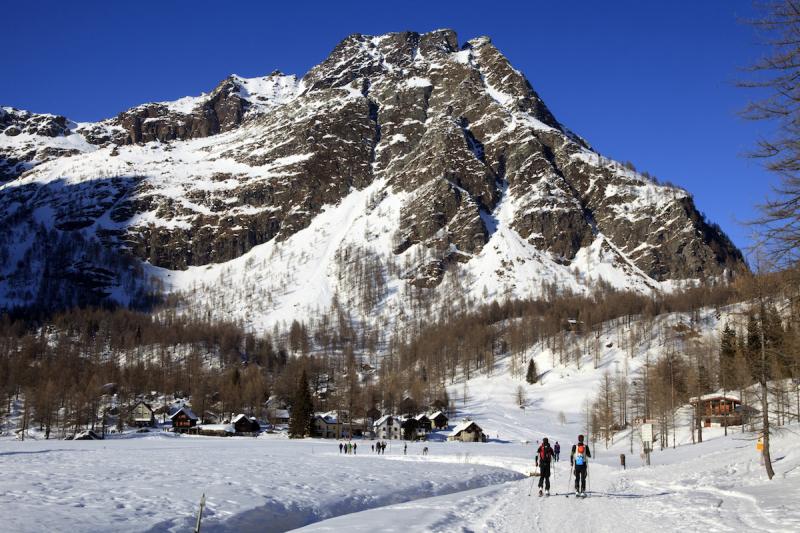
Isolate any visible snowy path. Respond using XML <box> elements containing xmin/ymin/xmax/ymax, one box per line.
<box><xmin>296</xmin><ymin>431</ymin><xmax>800</xmax><ymax>533</ymax></box>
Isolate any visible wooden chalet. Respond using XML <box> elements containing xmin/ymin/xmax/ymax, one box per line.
<box><xmin>690</xmin><ymin>394</ymin><xmax>743</xmax><ymax>427</ymax></box>
<box><xmin>130</xmin><ymin>401</ymin><xmax>156</xmax><ymax>428</ymax></box>
<box><xmin>414</xmin><ymin>414</ymin><xmax>432</xmax><ymax>434</ymax></box>
<box><xmin>399</xmin><ymin>417</ymin><xmax>421</xmax><ymax>440</ymax></box>
<box><xmin>169</xmin><ymin>406</ymin><xmax>198</xmax><ymax>433</ymax></box>
<box><xmin>429</xmin><ymin>411</ymin><xmax>449</xmax><ymax>430</ymax></box>
<box><xmin>232</xmin><ymin>414</ymin><xmax>261</xmax><ymax>436</ymax></box>
<box><xmin>448</xmin><ymin>420</ymin><xmax>486</xmax><ymax>442</ymax></box>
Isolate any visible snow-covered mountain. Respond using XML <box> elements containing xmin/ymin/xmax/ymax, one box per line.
<box><xmin>0</xmin><ymin>29</ymin><xmax>743</xmax><ymax>326</ymax></box>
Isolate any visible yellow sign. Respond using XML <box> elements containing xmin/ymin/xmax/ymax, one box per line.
<box><xmin>756</xmin><ymin>438</ymin><xmax>764</xmax><ymax>452</ymax></box>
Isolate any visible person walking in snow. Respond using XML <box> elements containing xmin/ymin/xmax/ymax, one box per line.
<box><xmin>339</xmin><ymin>442</ymin><xmax>343</xmax><ymax>454</ymax></box>
<box><xmin>570</xmin><ymin>434</ymin><xmax>591</xmax><ymax>497</ymax></box>
<box><xmin>353</xmin><ymin>442</ymin><xmax>357</xmax><ymax>455</ymax></box>
<box><xmin>554</xmin><ymin>441</ymin><xmax>561</xmax><ymax>462</ymax></box>
<box><xmin>404</xmin><ymin>443</ymin><xmax>407</xmax><ymax>455</ymax></box>
<box><xmin>535</xmin><ymin>437</ymin><xmax>554</xmax><ymax>496</ymax></box>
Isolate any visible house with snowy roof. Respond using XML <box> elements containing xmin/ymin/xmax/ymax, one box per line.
<box><xmin>448</xmin><ymin>420</ymin><xmax>486</xmax><ymax>442</ymax></box>
<box><xmin>414</xmin><ymin>413</ymin><xmax>432</xmax><ymax>434</ymax></box>
<box><xmin>169</xmin><ymin>406</ymin><xmax>198</xmax><ymax>433</ymax></box>
<box><xmin>130</xmin><ymin>401</ymin><xmax>155</xmax><ymax>428</ymax></box>
<box><xmin>373</xmin><ymin>415</ymin><xmax>401</xmax><ymax>440</ymax></box>
<box><xmin>429</xmin><ymin>411</ymin><xmax>449</xmax><ymax>430</ymax></box>
<box><xmin>232</xmin><ymin>414</ymin><xmax>261</xmax><ymax>436</ymax></box>
<box><xmin>398</xmin><ymin>416</ymin><xmax>430</xmax><ymax>441</ymax></box>
<box><xmin>689</xmin><ymin>392</ymin><xmax>744</xmax><ymax>427</ymax></box>
<box><xmin>313</xmin><ymin>412</ymin><xmax>344</xmax><ymax>439</ymax></box>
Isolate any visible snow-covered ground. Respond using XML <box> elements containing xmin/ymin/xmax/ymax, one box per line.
<box><xmin>1</xmin><ymin>425</ymin><xmax>797</xmax><ymax>532</ymax></box>
<box><xmin>298</xmin><ymin>427</ymin><xmax>800</xmax><ymax>532</ymax></box>
<box><xmin>0</xmin><ymin>434</ymin><xmax>521</xmax><ymax>532</ymax></box>
<box><xmin>3</xmin><ymin>305</ymin><xmax>797</xmax><ymax>532</ymax></box>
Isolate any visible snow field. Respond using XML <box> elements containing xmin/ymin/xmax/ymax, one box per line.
<box><xmin>0</xmin><ymin>435</ymin><xmax>521</xmax><ymax>533</ymax></box>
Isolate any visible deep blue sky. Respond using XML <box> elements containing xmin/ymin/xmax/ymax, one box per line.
<box><xmin>1</xmin><ymin>1</ymin><xmax>774</xmax><ymax>256</ymax></box>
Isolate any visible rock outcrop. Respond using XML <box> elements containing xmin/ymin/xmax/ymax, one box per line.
<box><xmin>0</xmin><ymin>30</ymin><xmax>744</xmax><ymax>315</ymax></box>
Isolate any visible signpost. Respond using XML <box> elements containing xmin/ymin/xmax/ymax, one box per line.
<box><xmin>641</xmin><ymin>423</ymin><xmax>653</xmax><ymax>466</ymax></box>
<box><xmin>757</xmin><ymin>436</ymin><xmax>764</xmax><ymax>465</ymax></box>
<box><xmin>194</xmin><ymin>493</ymin><xmax>206</xmax><ymax>533</ymax></box>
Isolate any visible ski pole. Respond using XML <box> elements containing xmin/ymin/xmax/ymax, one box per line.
<box><xmin>527</xmin><ymin>469</ymin><xmax>536</xmax><ymax>496</ymax></box>
<box><xmin>566</xmin><ymin>463</ymin><xmax>573</xmax><ymax>495</ymax></box>
<box><xmin>587</xmin><ymin>465</ymin><xmax>590</xmax><ymax>495</ymax></box>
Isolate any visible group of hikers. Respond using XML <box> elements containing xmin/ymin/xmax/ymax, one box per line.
<box><xmin>338</xmin><ymin>441</ymin><xmax>358</xmax><ymax>454</ymax></box>
<box><xmin>337</xmin><ymin>432</ymin><xmax>591</xmax><ymax>498</ymax></box>
<box><xmin>534</xmin><ymin>434</ymin><xmax>591</xmax><ymax>497</ymax></box>
<box><xmin>339</xmin><ymin>440</ymin><xmax>431</xmax><ymax>456</ymax></box>
<box><xmin>372</xmin><ymin>441</ymin><xmax>388</xmax><ymax>454</ymax></box>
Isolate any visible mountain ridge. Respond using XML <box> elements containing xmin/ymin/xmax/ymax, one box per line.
<box><xmin>0</xmin><ymin>29</ymin><xmax>744</xmax><ymax>327</ymax></box>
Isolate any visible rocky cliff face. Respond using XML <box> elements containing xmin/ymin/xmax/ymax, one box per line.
<box><xmin>0</xmin><ymin>30</ymin><xmax>743</xmax><ymax>320</ymax></box>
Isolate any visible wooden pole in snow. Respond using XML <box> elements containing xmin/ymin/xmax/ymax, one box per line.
<box><xmin>194</xmin><ymin>493</ymin><xmax>206</xmax><ymax>533</ymax></box>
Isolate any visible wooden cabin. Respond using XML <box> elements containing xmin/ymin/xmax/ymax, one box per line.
<box><xmin>448</xmin><ymin>421</ymin><xmax>486</xmax><ymax>442</ymax></box>
<box><xmin>130</xmin><ymin>401</ymin><xmax>155</xmax><ymax>428</ymax></box>
<box><xmin>689</xmin><ymin>394</ymin><xmax>743</xmax><ymax>427</ymax></box>
<box><xmin>232</xmin><ymin>414</ymin><xmax>261</xmax><ymax>436</ymax></box>
<box><xmin>414</xmin><ymin>414</ymin><xmax>433</xmax><ymax>435</ymax></box>
<box><xmin>400</xmin><ymin>417</ymin><xmax>420</xmax><ymax>440</ymax></box>
<box><xmin>169</xmin><ymin>406</ymin><xmax>198</xmax><ymax>433</ymax></box>
<box><xmin>429</xmin><ymin>411</ymin><xmax>449</xmax><ymax>430</ymax></box>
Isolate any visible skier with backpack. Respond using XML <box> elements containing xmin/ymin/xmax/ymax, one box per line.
<box><xmin>570</xmin><ymin>434</ymin><xmax>591</xmax><ymax>497</ymax></box>
<box><xmin>535</xmin><ymin>437</ymin><xmax>554</xmax><ymax>496</ymax></box>
<box><xmin>553</xmin><ymin>441</ymin><xmax>561</xmax><ymax>462</ymax></box>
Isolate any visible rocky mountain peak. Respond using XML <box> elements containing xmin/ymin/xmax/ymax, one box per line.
<box><xmin>0</xmin><ymin>30</ymin><xmax>745</xmax><ymax>324</ymax></box>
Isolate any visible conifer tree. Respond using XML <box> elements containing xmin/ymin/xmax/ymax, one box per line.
<box><xmin>289</xmin><ymin>369</ymin><xmax>314</xmax><ymax>438</ymax></box>
<box><xmin>719</xmin><ymin>323</ymin><xmax>737</xmax><ymax>435</ymax></box>
<box><xmin>526</xmin><ymin>359</ymin><xmax>538</xmax><ymax>384</ymax></box>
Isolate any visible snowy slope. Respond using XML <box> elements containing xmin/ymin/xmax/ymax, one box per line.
<box><xmin>0</xmin><ymin>29</ymin><xmax>742</xmax><ymax>328</ymax></box>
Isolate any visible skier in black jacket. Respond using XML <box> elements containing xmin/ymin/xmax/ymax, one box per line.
<box><xmin>535</xmin><ymin>437</ymin><xmax>554</xmax><ymax>496</ymax></box>
<box><xmin>570</xmin><ymin>434</ymin><xmax>592</xmax><ymax>496</ymax></box>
